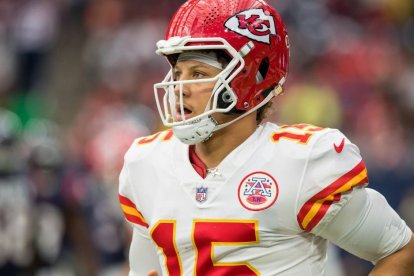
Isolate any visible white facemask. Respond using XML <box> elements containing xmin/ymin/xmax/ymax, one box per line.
<box><xmin>153</xmin><ymin>37</ymin><xmax>244</xmax><ymax>145</ymax></box>
<box><xmin>153</xmin><ymin>36</ymin><xmax>283</xmax><ymax>145</ymax></box>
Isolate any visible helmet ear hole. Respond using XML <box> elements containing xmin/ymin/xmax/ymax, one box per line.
<box><xmin>217</xmin><ymin>90</ymin><xmax>234</xmax><ymax>109</ymax></box>
<box><xmin>217</xmin><ymin>89</ymin><xmax>245</xmax><ymax>115</ymax></box>
<box><xmin>222</xmin><ymin>91</ymin><xmax>233</xmax><ymax>103</ymax></box>
<box><xmin>256</xmin><ymin>57</ymin><xmax>269</xmax><ymax>84</ymax></box>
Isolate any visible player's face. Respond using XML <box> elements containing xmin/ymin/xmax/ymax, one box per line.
<box><xmin>172</xmin><ymin>59</ymin><xmax>222</xmax><ymax>122</ymax></box>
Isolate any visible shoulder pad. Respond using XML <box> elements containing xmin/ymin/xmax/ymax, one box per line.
<box><xmin>297</xmin><ymin>128</ymin><xmax>368</xmax><ymax>232</ymax></box>
<box><xmin>125</xmin><ymin>129</ymin><xmax>174</xmax><ymax>161</ymax></box>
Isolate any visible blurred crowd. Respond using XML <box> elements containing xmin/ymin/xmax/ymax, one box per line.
<box><xmin>0</xmin><ymin>0</ymin><xmax>413</xmax><ymax>275</ymax></box>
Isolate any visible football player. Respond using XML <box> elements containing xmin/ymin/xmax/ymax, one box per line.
<box><xmin>119</xmin><ymin>0</ymin><xmax>414</xmax><ymax>275</ymax></box>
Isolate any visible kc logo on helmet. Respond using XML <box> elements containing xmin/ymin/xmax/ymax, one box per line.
<box><xmin>225</xmin><ymin>8</ymin><xmax>276</xmax><ymax>44</ymax></box>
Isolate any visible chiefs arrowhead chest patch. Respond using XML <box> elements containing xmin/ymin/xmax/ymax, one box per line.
<box><xmin>238</xmin><ymin>171</ymin><xmax>279</xmax><ymax>211</ymax></box>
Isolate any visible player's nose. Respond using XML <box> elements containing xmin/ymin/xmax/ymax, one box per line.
<box><xmin>174</xmin><ymin>83</ymin><xmax>191</xmax><ymax>98</ymax></box>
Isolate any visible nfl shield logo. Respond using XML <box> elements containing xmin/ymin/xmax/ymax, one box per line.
<box><xmin>195</xmin><ymin>187</ymin><xmax>208</xmax><ymax>203</ymax></box>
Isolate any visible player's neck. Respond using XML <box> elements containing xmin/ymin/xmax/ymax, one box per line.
<box><xmin>194</xmin><ymin>112</ymin><xmax>257</xmax><ymax>168</ymax></box>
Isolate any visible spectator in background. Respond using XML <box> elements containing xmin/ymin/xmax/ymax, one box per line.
<box><xmin>12</xmin><ymin>0</ymin><xmax>62</xmax><ymax>94</ymax></box>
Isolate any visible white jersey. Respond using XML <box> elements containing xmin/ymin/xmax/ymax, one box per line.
<box><xmin>118</xmin><ymin>122</ymin><xmax>411</xmax><ymax>275</ymax></box>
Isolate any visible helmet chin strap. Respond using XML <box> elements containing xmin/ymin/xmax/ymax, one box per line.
<box><xmin>172</xmin><ymin>115</ymin><xmax>218</xmax><ymax>145</ymax></box>
<box><xmin>172</xmin><ymin>83</ymin><xmax>283</xmax><ymax>145</ymax></box>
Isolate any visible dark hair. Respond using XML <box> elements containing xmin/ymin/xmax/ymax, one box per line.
<box><xmin>215</xmin><ymin>50</ymin><xmax>232</xmax><ymax>68</ymax></box>
<box><xmin>256</xmin><ymin>100</ymin><xmax>273</xmax><ymax>124</ymax></box>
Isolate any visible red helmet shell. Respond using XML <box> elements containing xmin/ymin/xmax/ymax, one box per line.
<box><xmin>164</xmin><ymin>0</ymin><xmax>289</xmax><ymax>111</ymax></box>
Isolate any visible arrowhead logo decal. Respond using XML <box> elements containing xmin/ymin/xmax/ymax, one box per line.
<box><xmin>224</xmin><ymin>8</ymin><xmax>276</xmax><ymax>44</ymax></box>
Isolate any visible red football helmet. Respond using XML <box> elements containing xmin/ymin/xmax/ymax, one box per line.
<box><xmin>154</xmin><ymin>0</ymin><xmax>289</xmax><ymax>144</ymax></box>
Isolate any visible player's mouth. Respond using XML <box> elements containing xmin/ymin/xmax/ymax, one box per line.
<box><xmin>175</xmin><ymin>104</ymin><xmax>193</xmax><ymax>121</ymax></box>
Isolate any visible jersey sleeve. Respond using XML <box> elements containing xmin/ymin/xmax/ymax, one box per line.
<box><xmin>118</xmin><ymin>130</ymin><xmax>174</xmax><ymax>232</ymax></box>
<box><xmin>118</xmin><ymin>141</ymin><xmax>150</xmax><ymax>231</ymax></box>
<box><xmin>296</xmin><ymin>129</ymin><xmax>369</xmax><ymax>233</ymax></box>
<box><xmin>317</xmin><ymin>187</ymin><xmax>412</xmax><ymax>262</ymax></box>
<box><xmin>119</xmin><ymin>141</ymin><xmax>162</xmax><ymax>274</ymax></box>
<box><xmin>295</xmin><ymin>128</ymin><xmax>412</xmax><ymax>262</ymax></box>
<box><xmin>129</xmin><ymin>227</ymin><xmax>162</xmax><ymax>275</ymax></box>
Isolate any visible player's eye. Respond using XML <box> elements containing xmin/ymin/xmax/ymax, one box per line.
<box><xmin>192</xmin><ymin>71</ymin><xmax>207</xmax><ymax>79</ymax></box>
<box><xmin>173</xmin><ymin>71</ymin><xmax>181</xmax><ymax>81</ymax></box>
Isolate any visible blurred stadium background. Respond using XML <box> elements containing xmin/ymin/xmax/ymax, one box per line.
<box><xmin>0</xmin><ymin>0</ymin><xmax>413</xmax><ymax>275</ymax></box>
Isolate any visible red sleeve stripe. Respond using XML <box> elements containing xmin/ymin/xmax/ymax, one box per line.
<box><xmin>162</xmin><ymin>129</ymin><xmax>174</xmax><ymax>141</ymax></box>
<box><xmin>119</xmin><ymin>194</ymin><xmax>137</xmax><ymax>208</ymax></box>
<box><xmin>118</xmin><ymin>194</ymin><xmax>149</xmax><ymax>228</ymax></box>
<box><xmin>297</xmin><ymin>160</ymin><xmax>368</xmax><ymax>232</ymax></box>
